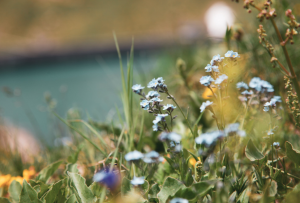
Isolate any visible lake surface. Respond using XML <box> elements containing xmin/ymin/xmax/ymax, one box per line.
<box><xmin>0</xmin><ymin>50</ymin><xmax>159</xmax><ymax>145</ymax></box>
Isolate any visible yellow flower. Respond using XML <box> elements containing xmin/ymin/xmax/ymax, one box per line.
<box><xmin>189</xmin><ymin>157</ymin><xmax>201</xmax><ymax>166</ymax></box>
<box><xmin>23</xmin><ymin>166</ymin><xmax>36</xmax><ymax>181</ymax></box>
<box><xmin>0</xmin><ymin>174</ymin><xmax>11</xmax><ymax>188</ymax></box>
<box><xmin>202</xmin><ymin>87</ymin><xmax>217</xmax><ymax>99</ymax></box>
<box><xmin>8</xmin><ymin>176</ymin><xmax>24</xmax><ymax>186</ymax></box>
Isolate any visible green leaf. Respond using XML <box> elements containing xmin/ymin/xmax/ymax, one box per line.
<box><xmin>229</xmin><ymin>191</ymin><xmax>237</xmax><ymax>203</ymax></box>
<box><xmin>286</xmin><ymin>141</ymin><xmax>300</xmax><ymax>165</ymax></box>
<box><xmin>36</xmin><ymin>160</ymin><xmax>63</xmax><ymax>183</ymax></box>
<box><xmin>64</xmin><ymin>164</ymin><xmax>79</xmax><ymax>175</ymax></box>
<box><xmin>141</xmin><ymin>180</ymin><xmax>150</xmax><ymax>195</ymax></box>
<box><xmin>268</xmin><ymin>180</ymin><xmax>277</xmax><ymax>197</ymax></box>
<box><xmin>121</xmin><ymin>177</ymin><xmax>131</xmax><ymax>195</ymax></box>
<box><xmin>37</xmin><ymin>181</ymin><xmax>50</xmax><ymax>199</ymax></box>
<box><xmin>8</xmin><ymin>180</ymin><xmax>22</xmax><ymax>203</ymax></box>
<box><xmin>67</xmin><ymin>172</ymin><xmax>94</xmax><ymax>203</ymax></box>
<box><xmin>174</xmin><ymin>182</ymin><xmax>212</xmax><ymax>201</ymax></box>
<box><xmin>237</xmin><ymin>187</ymin><xmax>250</xmax><ymax>203</ymax></box>
<box><xmin>0</xmin><ymin>198</ymin><xmax>11</xmax><ymax>203</ymax></box>
<box><xmin>44</xmin><ymin>180</ymin><xmax>63</xmax><ymax>203</ymax></box>
<box><xmin>187</xmin><ymin>150</ymin><xmax>199</xmax><ymax>162</ymax></box>
<box><xmin>157</xmin><ymin>177</ymin><xmax>186</xmax><ymax>203</ymax></box>
<box><xmin>88</xmin><ymin>182</ymin><xmax>102</xmax><ymax>198</ymax></box>
<box><xmin>23</xmin><ymin>180</ymin><xmax>42</xmax><ymax>203</ymax></box>
<box><xmin>245</xmin><ymin>139</ymin><xmax>264</xmax><ymax>161</ymax></box>
<box><xmin>184</xmin><ymin>168</ymin><xmax>194</xmax><ymax>187</ymax></box>
<box><xmin>65</xmin><ymin>194</ymin><xmax>77</xmax><ymax>203</ymax></box>
<box><xmin>148</xmin><ymin>183</ymin><xmax>160</xmax><ymax>202</ymax></box>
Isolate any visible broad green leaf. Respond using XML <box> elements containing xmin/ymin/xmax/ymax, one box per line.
<box><xmin>44</xmin><ymin>180</ymin><xmax>63</xmax><ymax>203</ymax></box>
<box><xmin>229</xmin><ymin>191</ymin><xmax>237</xmax><ymax>203</ymax></box>
<box><xmin>268</xmin><ymin>180</ymin><xmax>277</xmax><ymax>197</ymax></box>
<box><xmin>141</xmin><ymin>180</ymin><xmax>150</xmax><ymax>195</ymax></box>
<box><xmin>36</xmin><ymin>160</ymin><xmax>63</xmax><ymax>183</ymax></box>
<box><xmin>148</xmin><ymin>183</ymin><xmax>160</xmax><ymax>201</ymax></box>
<box><xmin>121</xmin><ymin>177</ymin><xmax>131</xmax><ymax>195</ymax></box>
<box><xmin>187</xmin><ymin>150</ymin><xmax>199</xmax><ymax>162</ymax></box>
<box><xmin>157</xmin><ymin>177</ymin><xmax>186</xmax><ymax>203</ymax></box>
<box><xmin>67</xmin><ymin>172</ymin><xmax>94</xmax><ymax>203</ymax></box>
<box><xmin>245</xmin><ymin>139</ymin><xmax>264</xmax><ymax>161</ymax></box>
<box><xmin>64</xmin><ymin>164</ymin><xmax>79</xmax><ymax>175</ymax></box>
<box><xmin>8</xmin><ymin>180</ymin><xmax>22</xmax><ymax>203</ymax></box>
<box><xmin>65</xmin><ymin>194</ymin><xmax>77</xmax><ymax>203</ymax></box>
<box><xmin>88</xmin><ymin>182</ymin><xmax>102</xmax><ymax>198</ymax></box>
<box><xmin>184</xmin><ymin>168</ymin><xmax>194</xmax><ymax>187</ymax></box>
<box><xmin>37</xmin><ymin>182</ymin><xmax>50</xmax><ymax>199</ymax></box>
<box><xmin>0</xmin><ymin>198</ymin><xmax>10</xmax><ymax>203</ymax></box>
<box><xmin>22</xmin><ymin>180</ymin><xmax>42</xmax><ymax>203</ymax></box>
<box><xmin>174</xmin><ymin>182</ymin><xmax>212</xmax><ymax>201</ymax></box>
<box><xmin>286</xmin><ymin>141</ymin><xmax>300</xmax><ymax>165</ymax></box>
<box><xmin>237</xmin><ymin>187</ymin><xmax>250</xmax><ymax>203</ymax></box>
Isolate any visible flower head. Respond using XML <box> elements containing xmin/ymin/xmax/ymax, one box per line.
<box><xmin>236</xmin><ymin>82</ymin><xmax>249</xmax><ymax>90</ymax></box>
<box><xmin>140</xmin><ymin>100</ymin><xmax>150</xmax><ymax>110</ymax></box>
<box><xmin>153</xmin><ymin>114</ymin><xmax>169</xmax><ymax>124</ymax></box>
<box><xmin>152</xmin><ymin>124</ymin><xmax>159</xmax><ymax>131</ymax></box>
<box><xmin>146</xmin><ymin>91</ymin><xmax>160</xmax><ymax>98</ymax></box>
<box><xmin>132</xmin><ymin>84</ymin><xmax>145</xmax><ymax>94</ymax></box>
<box><xmin>225</xmin><ymin>123</ymin><xmax>246</xmax><ymax>137</ymax></box>
<box><xmin>205</xmin><ymin>64</ymin><xmax>219</xmax><ymax>73</ymax></box>
<box><xmin>150</xmin><ymin>97</ymin><xmax>163</xmax><ymax>103</ymax></box>
<box><xmin>215</xmin><ymin>74</ymin><xmax>228</xmax><ymax>85</ymax></box>
<box><xmin>225</xmin><ymin>50</ymin><xmax>240</xmax><ymax>58</ymax></box>
<box><xmin>93</xmin><ymin>169</ymin><xmax>120</xmax><ymax>190</ymax></box>
<box><xmin>130</xmin><ymin>176</ymin><xmax>145</xmax><ymax>186</ymax></box>
<box><xmin>241</xmin><ymin>90</ymin><xmax>253</xmax><ymax>96</ymax></box>
<box><xmin>273</xmin><ymin>142</ymin><xmax>280</xmax><ymax>149</ymax></box>
<box><xmin>147</xmin><ymin>77</ymin><xmax>165</xmax><ymax>89</ymax></box>
<box><xmin>159</xmin><ymin>132</ymin><xmax>182</xmax><ymax>143</ymax></box>
<box><xmin>163</xmin><ymin>104</ymin><xmax>176</xmax><ymax>111</ymax></box>
<box><xmin>210</xmin><ymin>54</ymin><xmax>224</xmax><ymax>65</ymax></box>
<box><xmin>200</xmin><ymin>101</ymin><xmax>213</xmax><ymax>113</ymax></box>
<box><xmin>143</xmin><ymin>151</ymin><xmax>164</xmax><ymax>163</ymax></box>
<box><xmin>249</xmin><ymin>77</ymin><xmax>274</xmax><ymax>92</ymax></box>
<box><xmin>125</xmin><ymin>150</ymin><xmax>144</xmax><ymax>162</ymax></box>
<box><xmin>195</xmin><ymin>131</ymin><xmax>224</xmax><ymax>147</ymax></box>
<box><xmin>200</xmin><ymin>76</ymin><xmax>214</xmax><ymax>86</ymax></box>
<box><xmin>170</xmin><ymin>198</ymin><xmax>189</xmax><ymax>203</ymax></box>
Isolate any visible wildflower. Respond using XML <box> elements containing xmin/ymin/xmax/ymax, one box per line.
<box><xmin>200</xmin><ymin>76</ymin><xmax>214</xmax><ymax>86</ymax></box>
<box><xmin>264</xmin><ymin>96</ymin><xmax>281</xmax><ymax>112</ymax></box>
<box><xmin>225</xmin><ymin>50</ymin><xmax>240</xmax><ymax>58</ymax></box>
<box><xmin>261</xmin><ymin>80</ymin><xmax>274</xmax><ymax>92</ymax></box>
<box><xmin>23</xmin><ymin>166</ymin><xmax>36</xmax><ymax>181</ymax></box>
<box><xmin>163</xmin><ymin>104</ymin><xmax>176</xmax><ymax>111</ymax></box>
<box><xmin>267</xmin><ymin>130</ymin><xmax>274</xmax><ymax>135</ymax></box>
<box><xmin>147</xmin><ymin>77</ymin><xmax>164</xmax><ymax>89</ymax></box>
<box><xmin>174</xmin><ymin>144</ymin><xmax>182</xmax><ymax>152</ymax></box>
<box><xmin>170</xmin><ymin>198</ymin><xmax>189</xmax><ymax>203</ymax></box>
<box><xmin>150</xmin><ymin>97</ymin><xmax>163</xmax><ymax>103</ymax></box>
<box><xmin>215</xmin><ymin>74</ymin><xmax>228</xmax><ymax>85</ymax></box>
<box><xmin>202</xmin><ymin>86</ymin><xmax>217</xmax><ymax>99</ymax></box>
<box><xmin>0</xmin><ymin>174</ymin><xmax>11</xmax><ymax>188</ymax></box>
<box><xmin>273</xmin><ymin>142</ymin><xmax>280</xmax><ymax>149</ymax></box>
<box><xmin>210</xmin><ymin>54</ymin><xmax>224</xmax><ymax>65</ymax></box>
<box><xmin>153</xmin><ymin>114</ymin><xmax>168</xmax><ymax>124</ymax></box>
<box><xmin>143</xmin><ymin>151</ymin><xmax>164</xmax><ymax>163</ymax></box>
<box><xmin>205</xmin><ymin>64</ymin><xmax>219</xmax><ymax>72</ymax></box>
<box><xmin>146</xmin><ymin>91</ymin><xmax>160</xmax><ymax>98</ymax></box>
<box><xmin>249</xmin><ymin>77</ymin><xmax>274</xmax><ymax>92</ymax></box>
<box><xmin>225</xmin><ymin>123</ymin><xmax>246</xmax><ymax>137</ymax></box>
<box><xmin>93</xmin><ymin>169</ymin><xmax>120</xmax><ymax>190</ymax></box>
<box><xmin>195</xmin><ymin>131</ymin><xmax>224</xmax><ymax>147</ymax></box>
<box><xmin>159</xmin><ymin>132</ymin><xmax>182</xmax><ymax>143</ymax></box>
<box><xmin>189</xmin><ymin>157</ymin><xmax>201</xmax><ymax>166</ymax></box>
<box><xmin>132</xmin><ymin>84</ymin><xmax>145</xmax><ymax>94</ymax></box>
<box><xmin>125</xmin><ymin>150</ymin><xmax>144</xmax><ymax>162</ymax></box>
<box><xmin>200</xmin><ymin>101</ymin><xmax>213</xmax><ymax>113</ymax></box>
<box><xmin>241</xmin><ymin>90</ymin><xmax>253</xmax><ymax>96</ymax></box>
<box><xmin>130</xmin><ymin>176</ymin><xmax>145</xmax><ymax>186</ymax></box>
<box><xmin>140</xmin><ymin>100</ymin><xmax>150</xmax><ymax>110</ymax></box>
<box><xmin>263</xmin><ymin>104</ymin><xmax>270</xmax><ymax>112</ymax></box>
<box><xmin>152</xmin><ymin>124</ymin><xmax>159</xmax><ymax>131</ymax></box>
<box><xmin>236</xmin><ymin>82</ymin><xmax>249</xmax><ymax>90</ymax></box>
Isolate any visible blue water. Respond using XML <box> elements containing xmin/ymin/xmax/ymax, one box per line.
<box><xmin>0</xmin><ymin>51</ymin><xmax>159</xmax><ymax>145</ymax></box>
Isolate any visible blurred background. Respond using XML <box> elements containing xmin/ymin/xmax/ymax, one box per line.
<box><xmin>0</xmin><ymin>0</ymin><xmax>299</xmax><ymax>150</ymax></box>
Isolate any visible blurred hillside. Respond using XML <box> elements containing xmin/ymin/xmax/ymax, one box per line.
<box><xmin>0</xmin><ymin>0</ymin><xmax>244</xmax><ymax>60</ymax></box>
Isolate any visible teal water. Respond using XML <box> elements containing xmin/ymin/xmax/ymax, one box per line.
<box><xmin>0</xmin><ymin>51</ymin><xmax>159</xmax><ymax>145</ymax></box>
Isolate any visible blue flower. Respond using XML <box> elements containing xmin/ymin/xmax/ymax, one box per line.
<box><xmin>147</xmin><ymin>77</ymin><xmax>165</xmax><ymax>89</ymax></box>
<box><xmin>143</xmin><ymin>151</ymin><xmax>164</xmax><ymax>163</ymax></box>
<box><xmin>205</xmin><ymin>64</ymin><xmax>219</xmax><ymax>72</ymax></box>
<box><xmin>146</xmin><ymin>91</ymin><xmax>160</xmax><ymax>98</ymax></box>
<box><xmin>273</xmin><ymin>142</ymin><xmax>280</xmax><ymax>147</ymax></box>
<box><xmin>130</xmin><ymin>176</ymin><xmax>145</xmax><ymax>186</ymax></box>
<box><xmin>153</xmin><ymin>114</ymin><xmax>168</xmax><ymax>124</ymax></box>
<box><xmin>150</xmin><ymin>97</ymin><xmax>163</xmax><ymax>103</ymax></box>
<box><xmin>210</xmin><ymin>54</ymin><xmax>224</xmax><ymax>65</ymax></box>
<box><xmin>163</xmin><ymin>104</ymin><xmax>176</xmax><ymax>111</ymax></box>
<box><xmin>225</xmin><ymin>123</ymin><xmax>246</xmax><ymax>137</ymax></box>
<box><xmin>159</xmin><ymin>132</ymin><xmax>182</xmax><ymax>142</ymax></box>
<box><xmin>200</xmin><ymin>101</ymin><xmax>213</xmax><ymax>113</ymax></box>
<box><xmin>249</xmin><ymin>77</ymin><xmax>274</xmax><ymax>92</ymax></box>
<box><xmin>263</xmin><ymin>104</ymin><xmax>270</xmax><ymax>112</ymax></box>
<box><xmin>264</xmin><ymin>96</ymin><xmax>281</xmax><ymax>112</ymax></box>
<box><xmin>267</xmin><ymin>130</ymin><xmax>274</xmax><ymax>135</ymax></box>
<box><xmin>140</xmin><ymin>100</ymin><xmax>150</xmax><ymax>110</ymax></box>
<box><xmin>93</xmin><ymin>169</ymin><xmax>120</xmax><ymax>190</ymax></box>
<box><xmin>215</xmin><ymin>74</ymin><xmax>228</xmax><ymax>85</ymax></box>
<box><xmin>200</xmin><ymin>76</ymin><xmax>214</xmax><ymax>86</ymax></box>
<box><xmin>241</xmin><ymin>90</ymin><xmax>253</xmax><ymax>95</ymax></box>
<box><xmin>125</xmin><ymin>150</ymin><xmax>144</xmax><ymax>162</ymax></box>
<box><xmin>170</xmin><ymin>198</ymin><xmax>189</xmax><ymax>203</ymax></box>
<box><xmin>236</xmin><ymin>82</ymin><xmax>249</xmax><ymax>89</ymax></box>
<box><xmin>195</xmin><ymin>131</ymin><xmax>224</xmax><ymax>147</ymax></box>
<box><xmin>261</xmin><ymin>80</ymin><xmax>274</xmax><ymax>92</ymax></box>
<box><xmin>132</xmin><ymin>84</ymin><xmax>145</xmax><ymax>94</ymax></box>
<box><xmin>152</xmin><ymin>124</ymin><xmax>159</xmax><ymax>131</ymax></box>
<box><xmin>225</xmin><ymin>50</ymin><xmax>240</xmax><ymax>58</ymax></box>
